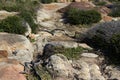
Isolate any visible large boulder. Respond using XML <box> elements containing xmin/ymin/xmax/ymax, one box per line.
<box><xmin>46</xmin><ymin>54</ymin><xmax>73</xmax><ymax>78</ymax></box>
<box><xmin>0</xmin><ymin>33</ymin><xmax>34</xmax><ymax>63</ymax></box>
<box><xmin>0</xmin><ymin>58</ymin><xmax>26</xmax><ymax>80</ymax></box>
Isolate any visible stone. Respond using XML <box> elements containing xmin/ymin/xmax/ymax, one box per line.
<box><xmin>72</xmin><ymin>60</ymin><xmax>91</xmax><ymax>80</ymax></box>
<box><xmin>0</xmin><ymin>58</ymin><xmax>26</xmax><ymax>80</ymax></box>
<box><xmin>0</xmin><ymin>10</ymin><xmax>18</xmax><ymax>20</ymax></box>
<box><xmin>53</xmin><ymin>29</ymin><xmax>66</xmax><ymax>37</ymax></box>
<box><xmin>105</xmin><ymin>66</ymin><xmax>120</xmax><ymax>80</ymax></box>
<box><xmin>34</xmin><ymin>36</ymin><xmax>49</xmax><ymax>55</ymax></box>
<box><xmin>48</xmin><ymin>41</ymin><xmax>78</xmax><ymax>48</ymax></box>
<box><xmin>9</xmin><ymin>50</ymin><xmax>33</xmax><ymax>64</ymax></box>
<box><xmin>78</xmin><ymin>43</ymin><xmax>93</xmax><ymax>50</ymax></box>
<box><xmin>24</xmin><ymin>22</ymin><xmax>32</xmax><ymax>36</ymax></box>
<box><xmin>0</xmin><ymin>33</ymin><xmax>34</xmax><ymax>63</ymax></box>
<box><xmin>90</xmin><ymin>64</ymin><xmax>105</xmax><ymax>80</ymax></box>
<box><xmin>81</xmin><ymin>53</ymin><xmax>98</xmax><ymax>58</ymax></box>
<box><xmin>0</xmin><ymin>50</ymin><xmax>8</xmax><ymax>58</ymax></box>
<box><xmin>38</xmin><ymin>31</ymin><xmax>52</xmax><ymax>38</ymax></box>
<box><xmin>46</xmin><ymin>54</ymin><xmax>73</xmax><ymax>78</ymax></box>
<box><xmin>37</xmin><ymin>9</ymin><xmax>52</xmax><ymax>23</ymax></box>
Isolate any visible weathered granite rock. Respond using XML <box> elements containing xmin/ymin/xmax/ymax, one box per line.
<box><xmin>46</xmin><ymin>54</ymin><xmax>73</xmax><ymax>78</ymax></box>
<box><xmin>48</xmin><ymin>41</ymin><xmax>78</xmax><ymax>48</ymax></box>
<box><xmin>0</xmin><ymin>33</ymin><xmax>34</xmax><ymax>63</ymax></box>
<box><xmin>81</xmin><ymin>53</ymin><xmax>98</xmax><ymax>58</ymax></box>
<box><xmin>0</xmin><ymin>58</ymin><xmax>26</xmax><ymax>80</ymax></box>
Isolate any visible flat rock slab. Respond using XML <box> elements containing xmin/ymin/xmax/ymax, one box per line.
<box><xmin>81</xmin><ymin>53</ymin><xmax>98</xmax><ymax>58</ymax></box>
<box><xmin>0</xmin><ymin>32</ymin><xmax>33</xmax><ymax>63</ymax></box>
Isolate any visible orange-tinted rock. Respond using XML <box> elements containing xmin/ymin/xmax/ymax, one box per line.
<box><xmin>0</xmin><ymin>50</ymin><xmax>8</xmax><ymax>58</ymax></box>
<box><xmin>102</xmin><ymin>15</ymin><xmax>113</xmax><ymax>22</ymax></box>
<box><xmin>0</xmin><ymin>59</ymin><xmax>26</xmax><ymax>80</ymax></box>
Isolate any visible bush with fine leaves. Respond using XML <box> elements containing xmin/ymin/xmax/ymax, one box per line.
<box><xmin>82</xmin><ymin>21</ymin><xmax>120</xmax><ymax>65</ymax></box>
<box><xmin>0</xmin><ymin>16</ymin><xmax>27</xmax><ymax>34</ymax></box>
<box><xmin>66</xmin><ymin>8</ymin><xmax>101</xmax><ymax>25</ymax></box>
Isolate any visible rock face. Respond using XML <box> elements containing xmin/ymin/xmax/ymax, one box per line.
<box><xmin>48</xmin><ymin>41</ymin><xmax>79</xmax><ymax>48</ymax></box>
<box><xmin>0</xmin><ymin>33</ymin><xmax>34</xmax><ymax>63</ymax></box>
<box><xmin>46</xmin><ymin>54</ymin><xmax>73</xmax><ymax>78</ymax></box>
<box><xmin>0</xmin><ymin>58</ymin><xmax>26</xmax><ymax>80</ymax></box>
<box><xmin>45</xmin><ymin>53</ymin><xmax>105</xmax><ymax>80</ymax></box>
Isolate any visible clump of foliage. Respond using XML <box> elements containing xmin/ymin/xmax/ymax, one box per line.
<box><xmin>53</xmin><ymin>46</ymin><xmax>89</xmax><ymax>60</ymax></box>
<box><xmin>0</xmin><ymin>16</ymin><xmax>26</xmax><ymax>34</ymax></box>
<box><xmin>108</xmin><ymin>4</ymin><xmax>120</xmax><ymax>17</ymax></box>
<box><xmin>82</xmin><ymin>21</ymin><xmax>120</xmax><ymax>65</ymax></box>
<box><xmin>66</xmin><ymin>8</ymin><xmax>101</xmax><ymax>25</ymax></box>
<box><xmin>40</xmin><ymin>0</ymin><xmax>53</xmax><ymax>3</ymax></box>
<box><xmin>0</xmin><ymin>0</ymin><xmax>40</xmax><ymax>33</ymax></box>
<box><xmin>95</xmin><ymin>1</ymin><xmax>107</xmax><ymax>6</ymax></box>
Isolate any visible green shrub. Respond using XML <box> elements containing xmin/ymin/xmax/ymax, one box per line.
<box><xmin>20</xmin><ymin>10</ymin><xmax>38</xmax><ymax>33</ymax></box>
<box><xmin>0</xmin><ymin>0</ymin><xmax>40</xmax><ymax>33</ymax></box>
<box><xmin>0</xmin><ymin>16</ymin><xmax>26</xmax><ymax>34</ymax></box>
<box><xmin>95</xmin><ymin>1</ymin><xmax>107</xmax><ymax>6</ymax></box>
<box><xmin>53</xmin><ymin>46</ymin><xmax>89</xmax><ymax>60</ymax></box>
<box><xmin>40</xmin><ymin>0</ymin><xmax>53</xmax><ymax>3</ymax></box>
<box><xmin>82</xmin><ymin>21</ymin><xmax>120</xmax><ymax>65</ymax></box>
<box><xmin>108</xmin><ymin>4</ymin><xmax>120</xmax><ymax>17</ymax></box>
<box><xmin>66</xmin><ymin>8</ymin><xmax>101</xmax><ymax>25</ymax></box>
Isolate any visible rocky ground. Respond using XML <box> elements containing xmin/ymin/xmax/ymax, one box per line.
<box><xmin>0</xmin><ymin>2</ymin><xmax>120</xmax><ymax>80</ymax></box>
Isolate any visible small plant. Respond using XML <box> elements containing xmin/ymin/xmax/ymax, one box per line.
<box><xmin>66</xmin><ymin>8</ymin><xmax>101</xmax><ymax>25</ymax></box>
<box><xmin>0</xmin><ymin>0</ymin><xmax>40</xmax><ymax>33</ymax></box>
<box><xmin>95</xmin><ymin>1</ymin><xmax>107</xmax><ymax>6</ymax></box>
<box><xmin>82</xmin><ymin>21</ymin><xmax>120</xmax><ymax>65</ymax></box>
<box><xmin>108</xmin><ymin>4</ymin><xmax>120</xmax><ymax>17</ymax></box>
<box><xmin>53</xmin><ymin>46</ymin><xmax>89</xmax><ymax>60</ymax></box>
<box><xmin>0</xmin><ymin>16</ymin><xmax>27</xmax><ymax>34</ymax></box>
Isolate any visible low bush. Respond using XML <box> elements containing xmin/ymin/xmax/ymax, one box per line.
<box><xmin>108</xmin><ymin>4</ymin><xmax>120</xmax><ymax>17</ymax></box>
<box><xmin>40</xmin><ymin>0</ymin><xmax>53</xmax><ymax>3</ymax></box>
<box><xmin>82</xmin><ymin>21</ymin><xmax>120</xmax><ymax>65</ymax></box>
<box><xmin>53</xmin><ymin>46</ymin><xmax>89</xmax><ymax>60</ymax></box>
<box><xmin>0</xmin><ymin>0</ymin><xmax>40</xmax><ymax>33</ymax></box>
<box><xmin>20</xmin><ymin>10</ymin><xmax>38</xmax><ymax>33</ymax></box>
<box><xmin>95</xmin><ymin>1</ymin><xmax>107</xmax><ymax>6</ymax></box>
<box><xmin>0</xmin><ymin>16</ymin><xmax>27</xmax><ymax>34</ymax></box>
<box><xmin>66</xmin><ymin>8</ymin><xmax>101</xmax><ymax>25</ymax></box>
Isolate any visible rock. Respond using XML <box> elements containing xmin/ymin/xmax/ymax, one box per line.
<box><xmin>34</xmin><ymin>36</ymin><xmax>48</xmax><ymax>55</ymax></box>
<box><xmin>0</xmin><ymin>58</ymin><xmax>26</xmax><ymax>80</ymax></box>
<box><xmin>0</xmin><ymin>10</ymin><xmax>18</xmax><ymax>20</ymax></box>
<box><xmin>53</xmin><ymin>29</ymin><xmax>66</xmax><ymax>37</ymax></box>
<box><xmin>0</xmin><ymin>33</ymin><xmax>34</xmax><ymax>63</ymax></box>
<box><xmin>72</xmin><ymin>60</ymin><xmax>91</xmax><ymax>80</ymax></box>
<box><xmin>81</xmin><ymin>53</ymin><xmax>98</xmax><ymax>58</ymax></box>
<box><xmin>37</xmin><ymin>9</ymin><xmax>52</xmax><ymax>23</ymax></box>
<box><xmin>48</xmin><ymin>41</ymin><xmax>78</xmax><ymax>48</ymax></box>
<box><xmin>9</xmin><ymin>50</ymin><xmax>33</xmax><ymax>64</ymax></box>
<box><xmin>38</xmin><ymin>31</ymin><xmax>53</xmax><ymax>38</ymax></box>
<box><xmin>78</xmin><ymin>43</ymin><xmax>93</xmax><ymax>50</ymax></box>
<box><xmin>46</xmin><ymin>54</ymin><xmax>73</xmax><ymax>78</ymax></box>
<box><xmin>105</xmin><ymin>66</ymin><xmax>120</xmax><ymax>80</ymax></box>
<box><xmin>39</xmin><ymin>21</ymin><xmax>56</xmax><ymax>28</ymax></box>
<box><xmin>90</xmin><ymin>64</ymin><xmax>105</xmax><ymax>80</ymax></box>
<box><xmin>24</xmin><ymin>22</ymin><xmax>32</xmax><ymax>36</ymax></box>
<box><xmin>0</xmin><ymin>50</ymin><xmax>8</xmax><ymax>58</ymax></box>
